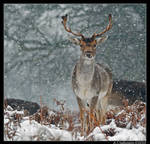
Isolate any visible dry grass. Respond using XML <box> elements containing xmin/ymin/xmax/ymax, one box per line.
<box><xmin>4</xmin><ymin>97</ymin><xmax>146</xmax><ymax>141</ymax></box>
<box><xmin>106</xmin><ymin>99</ymin><xmax>146</xmax><ymax>129</ymax></box>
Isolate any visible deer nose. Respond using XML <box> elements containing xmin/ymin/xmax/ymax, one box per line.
<box><xmin>85</xmin><ymin>53</ymin><xmax>92</xmax><ymax>58</ymax></box>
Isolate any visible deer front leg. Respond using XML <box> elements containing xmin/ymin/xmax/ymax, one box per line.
<box><xmin>90</xmin><ymin>96</ymin><xmax>99</xmax><ymax>131</ymax></box>
<box><xmin>90</xmin><ymin>95</ymin><xmax>108</xmax><ymax>127</ymax></box>
<box><xmin>76</xmin><ymin>96</ymin><xmax>85</xmax><ymax>136</ymax></box>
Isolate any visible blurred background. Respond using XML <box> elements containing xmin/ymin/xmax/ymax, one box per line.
<box><xmin>4</xmin><ymin>4</ymin><xmax>146</xmax><ymax>111</ymax></box>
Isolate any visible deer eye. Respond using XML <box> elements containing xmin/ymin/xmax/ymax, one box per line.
<box><xmin>94</xmin><ymin>44</ymin><xmax>96</xmax><ymax>47</ymax></box>
<box><xmin>80</xmin><ymin>44</ymin><xmax>83</xmax><ymax>47</ymax></box>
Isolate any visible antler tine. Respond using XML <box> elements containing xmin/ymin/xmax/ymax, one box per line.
<box><xmin>61</xmin><ymin>14</ymin><xmax>84</xmax><ymax>38</ymax></box>
<box><xmin>92</xmin><ymin>14</ymin><xmax>112</xmax><ymax>39</ymax></box>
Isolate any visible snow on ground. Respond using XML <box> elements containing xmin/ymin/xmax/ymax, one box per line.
<box><xmin>4</xmin><ymin>101</ymin><xmax>146</xmax><ymax>141</ymax></box>
<box><xmin>90</xmin><ymin>120</ymin><xmax>146</xmax><ymax>141</ymax></box>
<box><xmin>14</xmin><ymin>120</ymin><xmax>72</xmax><ymax>141</ymax></box>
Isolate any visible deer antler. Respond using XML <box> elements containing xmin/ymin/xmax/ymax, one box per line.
<box><xmin>92</xmin><ymin>14</ymin><xmax>112</xmax><ymax>39</ymax></box>
<box><xmin>61</xmin><ymin>14</ymin><xmax>84</xmax><ymax>38</ymax></box>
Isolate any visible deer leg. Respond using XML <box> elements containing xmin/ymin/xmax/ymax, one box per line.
<box><xmin>100</xmin><ymin>83</ymin><xmax>112</xmax><ymax>125</ymax></box>
<box><xmin>76</xmin><ymin>96</ymin><xmax>85</xmax><ymax>136</ymax></box>
<box><xmin>85</xmin><ymin>112</ymin><xmax>90</xmax><ymax>135</ymax></box>
<box><xmin>94</xmin><ymin>109</ymin><xmax>100</xmax><ymax>126</ymax></box>
<box><xmin>89</xmin><ymin>109</ymin><xmax>93</xmax><ymax>132</ymax></box>
<box><xmin>90</xmin><ymin>96</ymin><xmax>98</xmax><ymax>130</ymax></box>
<box><xmin>80</xmin><ymin>108</ymin><xmax>84</xmax><ymax>136</ymax></box>
<box><xmin>99</xmin><ymin>96</ymin><xmax>108</xmax><ymax>125</ymax></box>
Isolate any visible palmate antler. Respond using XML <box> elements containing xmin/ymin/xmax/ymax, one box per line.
<box><xmin>92</xmin><ymin>14</ymin><xmax>112</xmax><ymax>39</ymax></box>
<box><xmin>61</xmin><ymin>14</ymin><xmax>84</xmax><ymax>38</ymax></box>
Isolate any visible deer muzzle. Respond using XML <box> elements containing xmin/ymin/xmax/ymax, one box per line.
<box><xmin>84</xmin><ymin>51</ymin><xmax>94</xmax><ymax>59</ymax></box>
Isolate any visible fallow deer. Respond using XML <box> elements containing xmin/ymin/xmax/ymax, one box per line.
<box><xmin>61</xmin><ymin>14</ymin><xmax>113</xmax><ymax>135</ymax></box>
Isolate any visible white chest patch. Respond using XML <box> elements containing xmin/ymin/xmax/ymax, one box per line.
<box><xmin>78</xmin><ymin>85</ymin><xmax>96</xmax><ymax>100</ymax></box>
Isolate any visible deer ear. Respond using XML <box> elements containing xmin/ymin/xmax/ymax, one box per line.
<box><xmin>69</xmin><ymin>37</ymin><xmax>80</xmax><ymax>45</ymax></box>
<box><xmin>96</xmin><ymin>35</ymin><xmax>108</xmax><ymax>45</ymax></box>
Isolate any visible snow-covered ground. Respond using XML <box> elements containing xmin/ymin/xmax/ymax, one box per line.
<box><xmin>4</xmin><ymin>100</ymin><xmax>146</xmax><ymax>141</ymax></box>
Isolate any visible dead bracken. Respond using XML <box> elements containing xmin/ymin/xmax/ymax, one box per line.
<box><xmin>4</xmin><ymin>98</ymin><xmax>146</xmax><ymax>141</ymax></box>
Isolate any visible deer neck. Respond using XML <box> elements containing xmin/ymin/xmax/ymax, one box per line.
<box><xmin>76</xmin><ymin>55</ymin><xmax>95</xmax><ymax>86</ymax></box>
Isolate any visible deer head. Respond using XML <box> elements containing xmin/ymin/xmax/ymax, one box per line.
<box><xmin>61</xmin><ymin>14</ymin><xmax>112</xmax><ymax>59</ymax></box>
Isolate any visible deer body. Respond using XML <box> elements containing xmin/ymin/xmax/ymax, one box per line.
<box><xmin>73</xmin><ymin>58</ymin><xmax>97</xmax><ymax>104</ymax></box>
<box><xmin>72</xmin><ymin>53</ymin><xmax>112</xmax><ymax>134</ymax></box>
<box><xmin>61</xmin><ymin>14</ymin><xmax>113</xmax><ymax>135</ymax></box>
<box><xmin>73</xmin><ymin>55</ymin><xmax>111</xmax><ymax>105</ymax></box>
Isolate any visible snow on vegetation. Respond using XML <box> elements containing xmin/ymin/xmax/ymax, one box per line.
<box><xmin>4</xmin><ymin>99</ymin><xmax>146</xmax><ymax>141</ymax></box>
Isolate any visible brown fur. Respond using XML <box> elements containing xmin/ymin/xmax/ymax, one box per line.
<box><xmin>80</xmin><ymin>39</ymin><xmax>97</xmax><ymax>57</ymax></box>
